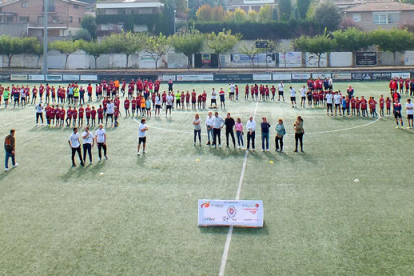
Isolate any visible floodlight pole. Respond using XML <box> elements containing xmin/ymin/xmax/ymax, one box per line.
<box><xmin>42</xmin><ymin>0</ymin><xmax>48</xmax><ymax>75</ymax></box>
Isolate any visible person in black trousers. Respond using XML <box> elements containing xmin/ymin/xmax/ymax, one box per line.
<box><xmin>224</xmin><ymin>112</ymin><xmax>236</xmax><ymax>148</ymax></box>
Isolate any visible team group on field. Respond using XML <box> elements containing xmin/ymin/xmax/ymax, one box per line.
<box><xmin>3</xmin><ymin>76</ymin><xmax>414</xmax><ymax>169</ymax></box>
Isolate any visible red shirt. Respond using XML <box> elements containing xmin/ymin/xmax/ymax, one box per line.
<box><xmin>87</xmin><ymin>85</ymin><xmax>93</xmax><ymax>95</ymax></box>
<box><xmin>360</xmin><ymin>99</ymin><xmax>367</xmax><ymax>109</ymax></box>
<box><xmin>67</xmin><ymin>109</ymin><xmax>73</xmax><ymax>119</ymax></box>
<box><xmin>191</xmin><ymin>92</ymin><xmax>196</xmax><ymax>101</ymax></box>
<box><xmin>72</xmin><ymin>109</ymin><xmax>78</xmax><ymax>119</ymax></box>
<box><xmin>369</xmin><ymin>99</ymin><xmax>377</xmax><ymax>109</ymax></box>
<box><xmin>86</xmin><ymin>107</ymin><xmax>91</xmax><ymax>118</ymax></box>
<box><xmin>379</xmin><ymin>98</ymin><xmax>384</xmax><ymax>108</ymax></box>
<box><xmin>202</xmin><ymin>92</ymin><xmax>207</xmax><ymax>101</ymax></box>
<box><xmin>60</xmin><ymin>108</ymin><xmax>65</xmax><ymax>119</ymax></box>
<box><xmin>124</xmin><ymin>99</ymin><xmax>130</xmax><ymax>109</ymax></box>
<box><xmin>386</xmin><ymin>99</ymin><xmax>391</xmax><ymax>108</ymax></box>
<box><xmin>91</xmin><ymin>109</ymin><xmax>97</xmax><ymax>119</ymax></box>
<box><xmin>97</xmin><ymin>108</ymin><xmax>104</xmax><ymax>119</ymax></box>
<box><xmin>79</xmin><ymin>108</ymin><xmax>84</xmax><ymax>118</ymax></box>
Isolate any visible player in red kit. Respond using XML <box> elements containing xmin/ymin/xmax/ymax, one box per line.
<box><xmin>78</xmin><ymin>105</ymin><xmax>84</xmax><ymax>127</ymax></box>
<box><xmin>386</xmin><ymin>97</ymin><xmax>391</xmax><ymax>116</ymax></box>
<box><xmin>124</xmin><ymin>98</ymin><xmax>130</xmax><ymax>117</ymax></box>
<box><xmin>379</xmin><ymin>95</ymin><xmax>385</xmax><ymax>117</ymax></box>
<box><xmin>91</xmin><ymin>106</ymin><xmax>97</xmax><ymax>127</ymax></box>
<box><xmin>85</xmin><ymin>104</ymin><xmax>91</xmax><ymax>126</ymax></box>
<box><xmin>368</xmin><ymin>97</ymin><xmax>377</xmax><ymax>118</ymax></box>
<box><xmin>97</xmin><ymin>105</ymin><xmax>104</xmax><ymax>124</ymax></box>
<box><xmin>191</xmin><ymin>89</ymin><xmax>197</xmax><ymax>110</ymax></box>
<box><xmin>360</xmin><ymin>96</ymin><xmax>368</xmax><ymax>117</ymax></box>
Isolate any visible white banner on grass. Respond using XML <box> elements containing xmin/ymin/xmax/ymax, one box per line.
<box><xmin>177</xmin><ymin>74</ymin><xmax>213</xmax><ymax>81</ymax></box>
<box><xmin>198</xmin><ymin>199</ymin><xmax>264</xmax><ymax>228</ymax></box>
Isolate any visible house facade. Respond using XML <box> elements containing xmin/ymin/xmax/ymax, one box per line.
<box><xmin>0</xmin><ymin>0</ymin><xmax>87</xmax><ymax>37</ymax></box>
<box><xmin>343</xmin><ymin>2</ymin><xmax>414</xmax><ymax>31</ymax></box>
<box><xmin>95</xmin><ymin>0</ymin><xmax>163</xmax><ymax>37</ymax></box>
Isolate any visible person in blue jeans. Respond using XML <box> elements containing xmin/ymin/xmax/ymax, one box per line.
<box><xmin>260</xmin><ymin>116</ymin><xmax>271</xmax><ymax>152</ymax></box>
<box><xmin>4</xmin><ymin>129</ymin><xmax>18</xmax><ymax>171</ymax></box>
<box><xmin>275</xmin><ymin>119</ymin><xmax>286</xmax><ymax>152</ymax></box>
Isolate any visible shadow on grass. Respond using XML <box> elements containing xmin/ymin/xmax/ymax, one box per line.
<box><xmin>198</xmin><ymin>224</ymin><xmax>269</xmax><ymax>236</ymax></box>
<box><xmin>0</xmin><ymin>170</ymin><xmax>10</xmax><ymax>182</ymax></box>
<box><xmin>60</xmin><ymin>160</ymin><xmax>107</xmax><ymax>182</ymax></box>
<box><xmin>207</xmin><ymin>146</ymin><xmax>246</xmax><ymax>159</ymax></box>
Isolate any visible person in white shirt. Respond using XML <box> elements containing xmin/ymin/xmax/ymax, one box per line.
<box><xmin>406</xmin><ymin>98</ymin><xmax>414</xmax><ymax>128</ymax></box>
<box><xmin>229</xmin><ymin>83</ymin><xmax>235</xmax><ymax>101</ymax></box>
<box><xmin>35</xmin><ymin>102</ymin><xmax>44</xmax><ymax>126</ymax></box>
<box><xmin>300</xmin><ymin>86</ymin><xmax>307</xmax><ymax>107</ymax></box>
<box><xmin>205</xmin><ymin>111</ymin><xmax>214</xmax><ymax>145</ymax></box>
<box><xmin>211</xmin><ymin>88</ymin><xmax>217</xmax><ymax>108</ymax></box>
<box><xmin>212</xmin><ymin>112</ymin><xmax>224</xmax><ymax>147</ymax></box>
<box><xmin>326</xmin><ymin>92</ymin><xmax>333</xmax><ymax>116</ymax></box>
<box><xmin>68</xmin><ymin>127</ymin><xmax>84</xmax><ymax>167</ymax></box>
<box><xmin>334</xmin><ymin>92</ymin><xmax>342</xmax><ymax>116</ymax></box>
<box><xmin>328</xmin><ymin>77</ymin><xmax>333</xmax><ymax>91</ymax></box>
<box><xmin>193</xmin><ymin>113</ymin><xmax>202</xmax><ymax>146</ymax></box>
<box><xmin>95</xmin><ymin>124</ymin><xmax>107</xmax><ymax>160</ymax></box>
<box><xmin>106</xmin><ymin>100</ymin><xmax>115</xmax><ymax>127</ymax></box>
<box><xmin>278</xmin><ymin>81</ymin><xmax>284</xmax><ymax>101</ymax></box>
<box><xmin>246</xmin><ymin>115</ymin><xmax>256</xmax><ymax>150</ymax></box>
<box><xmin>289</xmin><ymin>86</ymin><xmax>297</xmax><ymax>108</ymax></box>
<box><xmin>137</xmin><ymin>118</ymin><xmax>148</xmax><ymax>155</ymax></box>
<box><xmin>82</xmin><ymin>126</ymin><xmax>94</xmax><ymax>164</ymax></box>
<box><xmin>155</xmin><ymin>93</ymin><xmax>161</xmax><ymax>116</ymax></box>
<box><xmin>166</xmin><ymin>92</ymin><xmax>173</xmax><ymax>117</ymax></box>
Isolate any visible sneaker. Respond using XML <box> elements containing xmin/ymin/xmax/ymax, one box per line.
<box><xmin>261</xmin><ymin>149</ymin><xmax>264</xmax><ymax>152</ymax></box>
<box><xmin>72</xmin><ymin>164</ymin><xmax>76</xmax><ymax>167</ymax></box>
<box><xmin>218</xmin><ymin>144</ymin><xmax>221</xmax><ymax>147</ymax></box>
<box><xmin>81</xmin><ymin>163</ymin><xmax>85</xmax><ymax>167</ymax></box>
<box><xmin>194</xmin><ymin>143</ymin><xmax>196</xmax><ymax>146</ymax></box>
<box><xmin>104</xmin><ymin>156</ymin><xmax>108</xmax><ymax>160</ymax></box>
<box><xmin>13</xmin><ymin>163</ymin><xmax>18</xmax><ymax>168</ymax></box>
<box><xmin>90</xmin><ymin>162</ymin><xmax>93</xmax><ymax>165</ymax></box>
<box><xmin>266</xmin><ymin>149</ymin><xmax>270</xmax><ymax>152</ymax></box>
<box><xmin>137</xmin><ymin>152</ymin><xmax>140</xmax><ymax>156</ymax></box>
<box><xmin>237</xmin><ymin>146</ymin><xmax>240</xmax><ymax>149</ymax></box>
<box><xmin>4</xmin><ymin>168</ymin><xmax>8</xmax><ymax>171</ymax></box>
<box><xmin>294</xmin><ymin>149</ymin><xmax>298</xmax><ymax>152</ymax></box>
<box><xmin>99</xmin><ymin>157</ymin><xmax>101</xmax><ymax>161</ymax></box>
<box><xmin>396</xmin><ymin>126</ymin><xmax>399</xmax><ymax>128</ymax></box>
<box><xmin>143</xmin><ymin>150</ymin><xmax>147</xmax><ymax>154</ymax></box>
<box><xmin>301</xmin><ymin>149</ymin><xmax>304</xmax><ymax>152</ymax></box>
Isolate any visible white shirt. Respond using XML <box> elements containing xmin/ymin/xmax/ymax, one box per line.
<box><xmin>69</xmin><ymin>133</ymin><xmax>80</xmax><ymax>148</ymax></box>
<box><xmin>278</xmin><ymin>83</ymin><xmax>284</xmax><ymax>92</ymax></box>
<box><xmin>193</xmin><ymin>118</ymin><xmax>201</xmax><ymax>130</ymax></box>
<box><xmin>326</xmin><ymin>93</ymin><xmax>333</xmax><ymax>104</ymax></box>
<box><xmin>290</xmin><ymin>88</ymin><xmax>296</xmax><ymax>97</ymax></box>
<box><xmin>211</xmin><ymin>90</ymin><xmax>217</xmax><ymax>99</ymax></box>
<box><xmin>155</xmin><ymin>96</ymin><xmax>161</xmax><ymax>105</ymax></box>
<box><xmin>205</xmin><ymin>116</ymin><xmax>214</xmax><ymax>127</ymax></box>
<box><xmin>95</xmin><ymin>128</ymin><xmax>106</xmax><ymax>143</ymax></box>
<box><xmin>334</xmin><ymin>94</ymin><xmax>341</xmax><ymax>104</ymax></box>
<box><xmin>406</xmin><ymin>102</ymin><xmax>414</xmax><ymax>115</ymax></box>
<box><xmin>82</xmin><ymin>131</ymin><xmax>93</xmax><ymax>144</ymax></box>
<box><xmin>213</xmin><ymin>116</ymin><xmax>224</xmax><ymax>128</ymax></box>
<box><xmin>246</xmin><ymin>120</ymin><xmax>256</xmax><ymax>132</ymax></box>
<box><xmin>35</xmin><ymin>104</ymin><xmax>43</xmax><ymax>113</ymax></box>
<box><xmin>300</xmin><ymin>88</ymin><xmax>307</xmax><ymax>97</ymax></box>
<box><xmin>230</xmin><ymin>84</ymin><xmax>235</xmax><ymax>93</ymax></box>
<box><xmin>139</xmin><ymin>123</ymin><xmax>147</xmax><ymax>137</ymax></box>
<box><xmin>166</xmin><ymin>95</ymin><xmax>173</xmax><ymax>106</ymax></box>
<box><xmin>107</xmin><ymin>103</ymin><xmax>114</xmax><ymax>114</ymax></box>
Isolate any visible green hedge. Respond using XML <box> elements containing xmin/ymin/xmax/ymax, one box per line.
<box><xmin>193</xmin><ymin>20</ymin><xmax>324</xmax><ymax>39</ymax></box>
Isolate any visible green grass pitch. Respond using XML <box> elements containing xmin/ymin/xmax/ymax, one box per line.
<box><xmin>1</xmin><ymin>81</ymin><xmax>414</xmax><ymax>276</ymax></box>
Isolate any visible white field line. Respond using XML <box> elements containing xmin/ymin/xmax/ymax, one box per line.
<box><xmin>218</xmin><ymin>101</ymin><xmax>258</xmax><ymax>276</ymax></box>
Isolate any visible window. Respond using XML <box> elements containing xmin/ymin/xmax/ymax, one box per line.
<box><xmin>19</xmin><ymin>16</ymin><xmax>29</xmax><ymax>23</ymax></box>
<box><xmin>352</xmin><ymin>13</ymin><xmax>361</xmax><ymax>23</ymax></box>
<box><xmin>21</xmin><ymin>2</ymin><xmax>28</xmax><ymax>8</ymax></box>
<box><xmin>52</xmin><ymin>16</ymin><xmax>59</xmax><ymax>23</ymax></box>
<box><xmin>78</xmin><ymin>17</ymin><xmax>81</xmax><ymax>23</ymax></box>
<box><xmin>69</xmin><ymin>16</ymin><xmax>73</xmax><ymax>23</ymax></box>
<box><xmin>74</xmin><ymin>4</ymin><xmax>79</xmax><ymax>9</ymax></box>
<box><xmin>6</xmin><ymin>16</ymin><xmax>14</xmax><ymax>23</ymax></box>
<box><xmin>373</xmin><ymin>12</ymin><xmax>400</xmax><ymax>25</ymax></box>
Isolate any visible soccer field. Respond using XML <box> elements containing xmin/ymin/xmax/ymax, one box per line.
<box><xmin>1</xmin><ymin>81</ymin><xmax>414</xmax><ymax>276</ymax></box>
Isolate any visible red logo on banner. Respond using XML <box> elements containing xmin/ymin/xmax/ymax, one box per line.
<box><xmin>201</xmin><ymin>202</ymin><xmax>210</xmax><ymax>208</ymax></box>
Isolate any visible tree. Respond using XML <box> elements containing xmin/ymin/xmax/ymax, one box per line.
<box><xmin>297</xmin><ymin>0</ymin><xmax>310</xmax><ymax>19</ymax></box>
<box><xmin>239</xmin><ymin>41</ymin><xmax>266</xmax><ymax>67</ymax></box>
<box><xmin>102</xmin><ymin>32</ymin><xmax>146</xmax><ymax>68</ymax></box>
<box><xmin>81</xmin><ymin>15</ymin><xmax>96</xmax><ymax>39</ymax></box>
<box><xmin>333</xmin><ymin>27</ymin><xmax>372</xmax><ymax>66</ymax></box>
<box><xmin>279</xmin><ymin>0</ymin><xmax>292</xmax><ymax>21</ymax></box>
<box><xmin>294</xmin><ymin>35</ymin><xmax>336</xmax><ymax>67</ymax></box>
<box><xmin>171</xmin><ymin>28</ymin><xmax>204</xmax><ymax>68</ymax></box>
<box><xmin>73</xmin><ymin>28</ymin><xmax>92</xmax><ymax>41</ymax></box>
<box><xmin>233</xmin><ymin>8</ymin><xmax>247</xmax><ymax>23</ymax></box>
<box><xmin>371</xmin><ymin>28</ymin><xmax>414</xmax><ymax>65</ymax></box>
<box><xmin>80</xmin><ymin>40</ymin><xmax>108</xmax><ymax>69</ymax></box>
<box><xmin>258</xmin><ymin>4</ymin><xmax>273</xmax><ymax>23</ymax></box>
<box><xmin>0</xmin><ymin>36</ymin><xmax>39</xmax><ymax>68</ymax></box>
<box><xmin>313</xmin><ymin>0</ymin><xmax>341</xmax><ymax>31</ymax></box>
<box><xmin>247</xmin><ymin>10</ymin><xmax>258</xmax><ymax>22</ymax></box>
<box><xmin>144</xmin><ymin>34</ymin><xmax>171</xmax><ymax>69</ymax></box>
<box><xmin>275</xmin><ymin>40</ymin><xmax>293</xmax><ymax>68</ymax></box>
<box><xmin>49</xmin><ymin>40</ymin><xmax>81</xmax><ymax>69</ymax></box>
<box><xmin>206</xmin><ymin>30</ymin><xmax>240</xmax><ymax>68</ymax></box>
<box><xmin>196</xmin><ymin>5</ymin><xmax>224</xmax><ymax>22</ymax></box>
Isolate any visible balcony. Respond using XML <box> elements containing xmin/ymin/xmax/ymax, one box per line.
<box><xmin>42</xmin><ymin>6</ymin><xmax>56</xmax><ymax>12</ymax></box>
<box><xmin>27</xmin><ymin>21</ymin><xmax>67</xmax><ymax>29</ymax></box>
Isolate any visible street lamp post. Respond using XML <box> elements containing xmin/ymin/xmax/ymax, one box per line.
<box><xmin>42</xmin><ymin>0</ymin><xmax>48</xmax><ymax>75</ymax></box>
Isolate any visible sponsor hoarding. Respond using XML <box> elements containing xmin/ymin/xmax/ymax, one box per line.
<box><xmin>391</xmin><ymin>73</ymin><xmax>410</xmax><ymax>79</ymax></box>
<box><xmin>176</xmin><ymin>74</ymin><xmax>214</xmax><ymax>82</ymax></box>
<box><xmin>292</xmin><ymin>73</ymin><xmax>311</xmax><ymax>80</ymax></box>
<box><xmin>28</xmin><ymin>75</ymin><xmax>45</xmax><ymax>81</ymax></box>
<box><xmin>80</xmin><ymin>75</ymin><xmax>98</xmax><ymax>81</ymax></box>
<box><xmin>63</xmin><ymin>75</ymin><xmax>80</xmax><ymax>81</ymax></box>
<box><xmin>253</xmin><ymin>74</ymin><xmax>272</xmax><ymax>81</ymax></box>
<box><xmin>158</xmin><ymin>75</ymin><xmax>176</xmax><ymax>82</ymax></box>
<box><xmin>46</xmin><ymin>75</ymin><xmax>63</xmax><ymax>81</ymax></box>
<box><xmin>356</xmin><ymin>52</ymin><xmax>377</xmax><ymax>66</ymax></box>
<box><xmin>198</xmin><ymin>199</ymin><xmax>264</xmax><ymax>227</ymax></box>
<box><xmin>272</xmin><ymin>73</ymin><xmax>292</xmax><ymax>81</ymax></box>
<box><xmin>333</xmin><ymin>73</ymin><xmax>352</xmax><ymax>80</ymax></box>
<box><xmin>312</xmin><ymin>73</ymin><xmax>332</xmax><ymax>79</ymax></box>
<box><xmin>10</xmin><ymin>74</ymin><xmax>27</xmax><ymax>81</ymax></box>
<box><xmin>214</xmin><ymin>74</ymin><xmax>253</xmax><ymax>82</ymax></box>
<box><xmin>306</xmin><ymin>53</ymin><xmax>327</xmax><ymax>67</ymax></box>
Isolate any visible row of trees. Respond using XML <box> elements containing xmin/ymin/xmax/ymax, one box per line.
<box><xmin>2</xmin><ymin>27</ymin><xmax>414</xmax><ymax>69</ymax></box>
<box><xmin>294</xmin><ymin>27</ymin><xmax>414</xmax><ymax>67</ymax></box>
